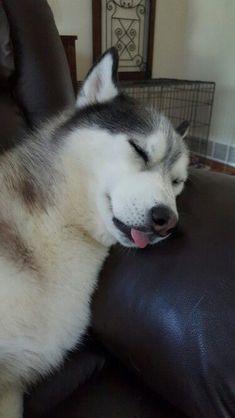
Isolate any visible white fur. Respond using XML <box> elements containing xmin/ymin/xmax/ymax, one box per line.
<box><xmin>77</xmin><ymin>51</ymin><xmax>118</xmax><ymax>108</ymax></box>
<box><xmin>0</xmin><ymin>50</ymin><xmax>188</xmax><ymax>418</ymax></box>
<box><xmin>0</xmin><ymin>387</ymin><xmax>23</xmax><ymax>418</ymax></box>
<box><xmin>145</xmin><ymin>131</ymin><xmax>167</xmax><ymax>163</ymax></box>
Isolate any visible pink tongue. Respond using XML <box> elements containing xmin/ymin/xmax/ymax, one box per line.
<box><xmin>131</xmin><ymin>228</ymin><xmax>150</xmax><ymax>249</ymax></box>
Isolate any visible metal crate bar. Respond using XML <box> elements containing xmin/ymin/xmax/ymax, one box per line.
<box><xmin>121</xmin><ymin>78</ymin><xmax>215</xmax><ymax>158</ymax></box>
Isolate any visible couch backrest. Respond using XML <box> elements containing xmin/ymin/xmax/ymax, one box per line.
<box><xmin>0</xmin><ymin>0</ymin><xmax>75</xmax><ymax>152</ymax></box>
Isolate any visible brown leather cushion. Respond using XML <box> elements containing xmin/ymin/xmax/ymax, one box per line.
<box><xmin>45</xmin><ymin>358</ymin><xmax>186</xmax><ymax>418</ymax></box>
<box><xmin>24</xmin><ymin>340</ymin><xmax>106</xmax><ymax>418</ymax></box>
<box><xmin>2</xmin><ymin>0</ymin><xmax>75</xmax><ymax>125</ymax></box>
<box><xmin>0</xmin><ymin>4</ymin><xmax>14</xmax><ymax>84</ymax></box>
<box><xmin>92</xmin><ymin>169</ymin><xmax>235</xmax><ymax>418</ymax></box>
<box><xmin>0</xmin><ymin>0</ymin><xmax>75</xmax><ymax>153</ymax></box>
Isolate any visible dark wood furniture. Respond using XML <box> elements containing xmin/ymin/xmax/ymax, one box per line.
<box><xmin>201</xmin><ymin>157</ymin><xmax>235</xmax><ymax>176</ymax></box>
<box><xmin>60</xmin><ymin>35</ymin><xmax>77</xmax><ymax>92</ymax></box>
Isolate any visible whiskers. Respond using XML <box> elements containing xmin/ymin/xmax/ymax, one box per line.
<box><xmin>114</xmin><ymin>244</ymin><xmax>138</xmax><ymax>257</ymax></box>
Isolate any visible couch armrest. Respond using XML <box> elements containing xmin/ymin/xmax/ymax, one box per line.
<box><xmin>92</xmin><ymin>169</ymin><xmax>235</xmax><ymax>418</ymax></box>
<box><xmin>24</xmin><ymin>340</ymin><xmax>106</xmax><ymax>418</ymax></box>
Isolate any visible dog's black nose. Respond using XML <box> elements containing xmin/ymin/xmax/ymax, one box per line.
<box><xmin>151</xmin><ymin>205</ymin><xmax>178</xmax><ymax>236</ymax></box>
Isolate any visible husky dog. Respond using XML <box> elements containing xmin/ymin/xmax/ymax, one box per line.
<box><xmin>0</xmin><ymin>48</ymin><xmax>189</xmax><ymax>417</ymax></box>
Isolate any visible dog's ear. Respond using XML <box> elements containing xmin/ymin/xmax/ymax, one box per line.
<box><xmin>77</xmin><ymin>48</ymin><xmax>119</xmax><ymax>108</ymax></box>
<box><xmin>176</xmin><ymin>121</ymin><xmax>190</xmax><ymax>139</ymax></box>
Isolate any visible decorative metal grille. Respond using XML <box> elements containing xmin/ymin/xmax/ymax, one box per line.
<box><xmin>102</xmin><ymin>0</ymin><xmax>149</xmax><ymax>72</ymax></box>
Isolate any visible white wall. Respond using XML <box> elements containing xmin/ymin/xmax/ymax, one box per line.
<box><xmin>153</xmin><ymin>0</ymin><xmax>235</xmax><ymax>146</ymax></box>
<box><xmin>47</xmin><ymin>0</ymin><xmax>92</xmax><ymax>79</ymax></box>
<box><xmin>48</xmin><ymin>0</ymin><xmax>235</xmax><ymax>146</ymax></box>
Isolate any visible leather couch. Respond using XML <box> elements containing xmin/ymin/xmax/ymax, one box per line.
<box><xmin>1</xmin><ymin>1</ymin><xmax>235</xmax><ymax>417</ymax></box>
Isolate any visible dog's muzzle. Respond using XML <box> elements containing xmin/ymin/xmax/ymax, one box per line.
<box><xmin>113</xmin><ymin>205</ymin><xmax>178</xmax><ymax>248</ymax></box>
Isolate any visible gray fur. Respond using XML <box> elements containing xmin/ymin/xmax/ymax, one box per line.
<box><xmin>1</xmin><ymin>113</ymin><xmax>69</xmax><ymax>211</ymax></box>
<box><xmin>0</xmin><ymin>94</ymin><xmax>185</xmax><ymax>215</ymax></box>
<box><xmin>57</xmin><ymin>93</ymin><xmax>186</xmax><ymax>170</ymax></box>
<box><xmin>0</xmin><ymin>222</ymin><xmax>37</xmax><ymax>271</ymax></box>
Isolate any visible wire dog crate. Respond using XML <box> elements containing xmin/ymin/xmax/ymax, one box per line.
<box><xmin>121</xmin><ymin>79</ymin><xmax>216</xmax><ymax>158</ymax></box>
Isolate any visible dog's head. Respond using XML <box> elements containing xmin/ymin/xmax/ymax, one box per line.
<box><xmin>73</xmin><ymin>48</ymin><xmax>189</xmax><ymax>248</ymax></box>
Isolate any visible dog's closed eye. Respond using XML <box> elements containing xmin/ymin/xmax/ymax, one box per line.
<box><xmin>129</xmin><ymin>139</ymin><xmax>149</xmax><ymax>164</ymax></box>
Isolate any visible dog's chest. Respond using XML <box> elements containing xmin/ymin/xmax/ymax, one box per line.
<box><xmin>0</xmin><ymin>234</ymin><xmax>108</xmax><ymax>381</ymax></box>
